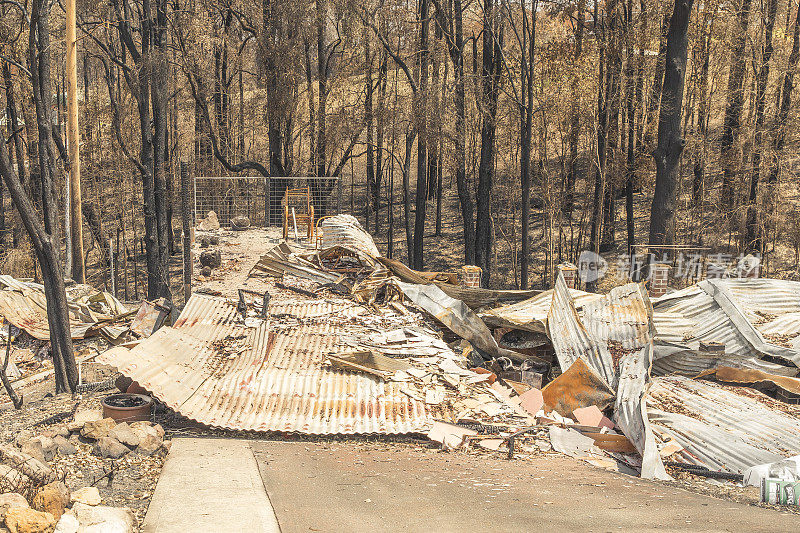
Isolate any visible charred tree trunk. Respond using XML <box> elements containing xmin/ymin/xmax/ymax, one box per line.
<box><xmin>770</xmin><ymin>0</ymin><xmax>800</xmax><ymax>185</ymax></box>
<box><xmin>650</xmin><ymin>0</ymin><xmax>695</xmax><ymax>248</ymax></box>
<box><xmin>720</xmin><ymin>0</ymin><xmax>752</xmax><ymax>210</ymax></box>
<box><xmin>412</xmin><ymin>0</ymin><xmax>430</xmax><ymax>270</ymax></box>
<box><xmin>439</xmin><ymin>0</ymin><xmax>474</xmax><ymax>265</ymax></box>
<box><xmin>692</xmin><ymin>2</ymin><xmax>714</xmax><ymax>207</ymax></box>
<box><xmin>365</xmin><ymin>27</ymin><xmax>375</xmax><ymax>232</ymax></box>
<box><xmin>745</xmin><ymin>0</ymin><xmax>777</xmax><ymax>252</ymax></box>
<box><xmin>624</xmin><ymin>0</ymin><xmax>637</xmax><ymax>254</ymax></box>
<box><xmin>0</xmin><ymin>0</ymin><xmax>79</xmax><ymax>393</ymax></box>
<box><xmin>520</xmin><ymin>0</ymin><xmax>537</xmax><ymax>289</ymax></box>
<box><xmin>475</xmin><ymin>0</ymin><xmax>502</xmax><ymax>286</ymax></box>
<box><xmin>375</xmin><ymin>45</ymin><xmax>387</xmax><ymax>235</ymax></box>
<box><xmin>563</xmin><ymin>0</ymin><xmax>585</xmax><ymax>218</ymax></box>
<box><xmin>644</xmin><ymin>10</ymin><xmax>669</xmax><ymax>149</ymax></box>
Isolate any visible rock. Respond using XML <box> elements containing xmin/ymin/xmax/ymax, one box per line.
<box><xmin>69</xmin><ymin>487</ymin><xmax>100</xmax><ymax>507</ymax></box>
<box><xmin>200</xmin><ymin>266</ymin><xmax>212</xmax><ymax>277</ymax></box>
<box><xmin>14</xmin><ymin>431</ymin><xmax>33</xmax><ymax>450</ymax></box>
<box><xmin>0</xmin><ymin>493</ymin><xmax>29</xmax><ymax>522</ymax></box>
<box><xmin>80</xmin><ymin>419</ymin><xmax>116</xmax><ymax>441</ymax></box>
<box><xmin>0</xmin><ymin>466</ymin><xmax>31</xmax><ymax>494</ymax></box>
<box><xmin>0</xmin><ymin>446</ymin><xmax>53</xmax><ymax>485</ymax></box>
<box><xmin>199</xmin><ymin>249</ymin><xmax>221</xmax><ymax>269</ymax></box>
<box><xmin>129</xmin><ymin>422</ymin><xmax>164</xmax><ymax>441</ymax></box>
<box><xmin>67</xmin><ymin>409</ymin><xmax>102</xmax><ymax>433</ymax></box>
<box><xmin>31</xmin><ymin>482</ymin><xmax>69</xmax><ymax>520</ymax></box>
<box><xmin>197</xmin><ymin>211</ymin><xmax>220</xmax><ymax>231</ymax></box>
<box><xmin>52</xmin><ymin>437</ymin><xmax>75</xmax><ymax>457</ymax></box>
<box><xmin>50</xmin><ymin>427</ymin><xmax>69</xmax><ymax>440</ymax></box>
<box><xmin>230</xmin><ymin>215</ymin><xmax>251</xmax><ymax>230</ymax></box>
<box><xmin>199</xmin><ymin>236</ymin><xmax>210</xmax><ymax>248</ymax></box>
<box><xmin>108</xmin><ymin>424</ymin><xmax>138</xmax><ymax>448</ymax></box>
<box><xmin>4</xmin><ymin>508</ymin><xmax>55</xmax><ymax>533</ymax></box>
<box><xmin>29</xmin><ymin>437</ymin><xmax>56</xmax><ymax>463</ymax></box>
<box><xmin>19</xmin><ymin>442</ymin><xmax>45</xmax><ymax>465</ymax></box>
<box><xmin>151</xmin><ymin>424</ymin><xmax>165</xmax><ymax>440</ymax></box>
<box><xmin>114</xmin><ymin>376</ymin><xmax>133</xmax><ymax>394</ymax></box>
<box><xmin>52</xmin><ymin>514</ymin><xmax>78</xmax><ymax>533</ymax></box>
<box><xmin>92</xmin><ymin>438</ymin><xmax>129</xmax><ymax>460</ymax></box>
<box><xmin>208</xmin><ymin>236</ymin><xmax>220</xmax><ymax>245</ymax></box>
<box><xmin>69</xmin><ymin>504</ymin><xmax>135</xmax><ymax>533</ymax></box>
<box><xmin>135</xmin><ymin>434</ymin><xmax>163</xmax><ymax>456</ymax></box>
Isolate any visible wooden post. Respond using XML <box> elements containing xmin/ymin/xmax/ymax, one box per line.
<box><xmin>66</xmin><ymin>0</ymin><xmax>85</xmax><ymax>283</ymax></box>
<box><xmin>180</xmin><ymin>162</ymin><xmax>192</xmax><ymax>303</ymax></box>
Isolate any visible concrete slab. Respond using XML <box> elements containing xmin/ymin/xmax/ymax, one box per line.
<box><xmin>142</xmin><ymin>438</ymin><xmax>280</xmax><ymax>533</ymax></box>
<box><xmin>253</xmin><ymin>440</ymin><xmax>800</xmax><ymax>533</ymax></box>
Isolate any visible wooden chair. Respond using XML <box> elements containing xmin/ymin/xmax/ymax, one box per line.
<box><xmin>282</xmin><ymin>187</ymin><xmax>315</xmax><ymax>240</ymax></box>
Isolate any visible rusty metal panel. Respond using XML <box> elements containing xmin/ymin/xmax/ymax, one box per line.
<box><xmin>647</xmin><ymin>376</ymin><xmax>800</xmax><ymax>474</ymax></box>
<box><xmin>99</xmin><ymin>294</ymin><xmax>432</xmax><ymax>434</ymax></box>
<box><xmin>547</xmin><ymin>275</ymin><xmax>668</xmax><ymax>480</ymax></box>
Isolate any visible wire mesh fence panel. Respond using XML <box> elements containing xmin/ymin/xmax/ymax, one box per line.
<box><xmin>194</xmin><ymin>176</ymin><xmax>341</xmax><ymax>228</ymax></box>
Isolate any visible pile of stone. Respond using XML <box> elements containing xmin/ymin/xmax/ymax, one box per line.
<box><xmin>13</xmin><ymin>407</ymin><xmax>167</xmax><ymax>463</ymax></box>
<box><xmin>0</xmin><ymin>482</ymin><xmax>135</xmax><ymax>533</ymax></box>
<box><xmin>69</xmin><ymin>408</ymin><xmax>166</xmax><ymax>460</ymax></box>
<box><xmin>0</xmin><ymin>407</ymin><xmax>169</xmax><ymax>532</ymax></box>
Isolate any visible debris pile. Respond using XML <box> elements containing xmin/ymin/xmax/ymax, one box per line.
<box><xmin>96</xmin><ymin>217</ymin><xmax>800</xmax><ymax>489</ymax></box>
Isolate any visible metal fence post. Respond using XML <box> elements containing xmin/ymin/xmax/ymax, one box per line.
<box><xmin>180</xmin><ymin>162</ymin><xmax>192</xmax><ymax>304</ymax></box>
<box><xmin>264</xmin><ymin>176</ymin><xmax>271</xmax><ymax>226</ymax></box>
<box><xmin>337</xmin><ymin>176</ymin><xmax>342</xmax><ymax>214</ymax></box>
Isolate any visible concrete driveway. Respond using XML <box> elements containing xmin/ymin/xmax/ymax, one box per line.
<box><xmin>253</xmin><ymin>440</ymin><xmax>799</xmax><ymax>533</ymax></box>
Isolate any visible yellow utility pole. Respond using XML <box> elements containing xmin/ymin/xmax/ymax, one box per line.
<box><xmin>66</xmin><ymin>0</ymin><xmax>84</xmax><ymax>283</ymax></box>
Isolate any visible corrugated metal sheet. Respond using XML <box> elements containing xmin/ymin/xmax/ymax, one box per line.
<box><xmin>647</xmin><ymin>376</ymin><xmax>800</xmax><ymax>473</ymax></box>
<box><xmin>320</xmin><ymin>215</ymin><xmax>381</xmax><ymax>259</ymax></box>
<box><xmin>248</xmin><ymin>242</ymin><xmax>345</xmax><ymax>285</ymax></box>
<box><xmin>651</xmin><ymin>350</ymin><xmax>798</xmax><ymax>377</ymax></box>
<box><xmin>652</xmin><ymin>279</ymin><xmax>800</xmax><ymax>367</ymax></box>
<box><xmin>0</xmin><ymin>277</ymin><xmax>128</xmax><ymax>340</ymax></box>
<box><xmin>99</xmin><ymin>294</ymin><xmax>432</xmax><ymax>434</ymax></box>
<box><xmin>547</xmin><ymin>275</ymin><xmax>668</xmax><ymax>480</ymax></box>
<box><xmin>482</xmin><ymin>288</ymin><xmax>603</xmax><ymax>333</ymax></box>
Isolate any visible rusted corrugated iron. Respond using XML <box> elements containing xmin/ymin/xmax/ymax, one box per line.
<box><xmin>547</xmin><ymin>275</ymin><xmax>668</xmax><ymax>480</ymax></box>
<box><xmin>99</xmin><ymin>294</ymin><xmax>432</xmax><ymax>434</ymax></box>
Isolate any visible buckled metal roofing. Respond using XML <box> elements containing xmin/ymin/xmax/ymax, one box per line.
<box><xmin>547</xmin><ymin>275</ymin><xmax>668</xmax><ymax>479</ymax></box>
<box><xmin>99</xmin><ymin>294</ymin><xmax>432</xmax><ymax>434</ymax></box>
<box><xmin>647</xmin><ymin>376</ymin><xmax>800</xmax><ymax>474</ymax></box>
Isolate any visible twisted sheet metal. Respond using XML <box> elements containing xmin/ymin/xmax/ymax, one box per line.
<box><xmin>0</xmin><ymin>277</ymin><xmax>128</xmax><ymax>340</ymax></box>
<box><xmin>99</xmin><ymin>294</ymin><xmax>431</xmax><ymax>434</ymax></box>
<box><xmin>482</xmin><ymin>288</ymin><xmax>603</xmax><ymax>334</ymax></box>
<box><xmin>652</xmin><ymin>279</ymin><xmax>800</xmax><ymax>366</ymax></box>
<box><xmin>647</xmin><ymin>376</ymin><xmax>800</xmax><ymax>473</ymax></box>
<box><xmin>651</xmin><ymin>351</ymin><xmax>797</xmax><ymax>377</ymax></box>
<box><xmin>547</xmin><ymin>275</ymin><xmax>668</xmax><ymax>479</ymax></box>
